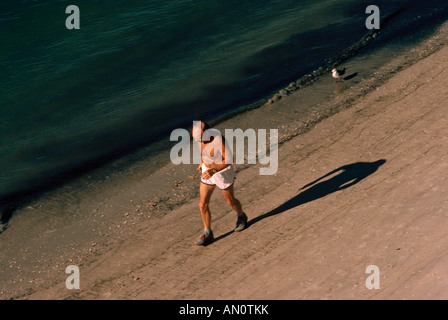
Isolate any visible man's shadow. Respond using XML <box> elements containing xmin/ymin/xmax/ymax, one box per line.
<box><xmin>250</xmin><ymin>159</ymin><xmax>386</xmax><ymax>225</ymax></box>
<box><xmin>215</xmin><ymin>159</ymin><xmax>386</xmax><ymax>242</ymax></box>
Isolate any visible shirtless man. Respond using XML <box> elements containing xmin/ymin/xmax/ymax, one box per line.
<box><xmin>192</xmin><ymin>121</ymin><xmax>247</xmax><ymax>246</ymax></box>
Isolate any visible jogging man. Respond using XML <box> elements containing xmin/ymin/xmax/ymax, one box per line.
<box><xmin>192</xmin><ymin>121</ymin><xmax>247</xmax><ymax>246</ymax></box>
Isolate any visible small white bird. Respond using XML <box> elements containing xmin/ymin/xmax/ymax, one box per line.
<box><xmin>332</xmin><ymin>67</ymin><xmax>346</xmax><ymax>81</ymax></box>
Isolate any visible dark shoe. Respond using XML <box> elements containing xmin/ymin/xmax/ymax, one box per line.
<box><xmin>195</xmin><ymin>230</ymin><xmax>214</xmax><ymax>246</ymax></box>
<box><xmin>234</xmin><ymin>212</ymin><xmax>248</xmax><ymax>232</ymax></box>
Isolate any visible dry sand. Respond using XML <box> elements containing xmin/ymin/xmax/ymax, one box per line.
<box><xmin>1</xmin><ymin>24</ymin><xmax>448</xmax><ymax>301</ymax></box>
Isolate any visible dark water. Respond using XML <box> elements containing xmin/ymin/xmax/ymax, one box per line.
<box><xmin>1</xmin><ymin>0</ymin><xmax>447</xmax><ymax>204</ymax></box>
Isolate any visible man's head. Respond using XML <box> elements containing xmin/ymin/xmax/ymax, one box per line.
<box><xmin>192</xmin><ymin>121</ymin><xmax>210</xmax><ymax>142</ymax></box>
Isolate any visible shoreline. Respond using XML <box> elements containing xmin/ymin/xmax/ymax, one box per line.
<box><xmin>1</xmin><ymin>19</ymin><xmax>448</xmax><ymax>299</ymax></box>
<box><xmin>2</xmin><ymin>0</ymin><xmax>447</xmax><ymax>207</ymax></box>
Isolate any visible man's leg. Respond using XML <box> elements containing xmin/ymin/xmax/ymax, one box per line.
<box><xmin>195</xmin><ymin>182</ymin><xmax>216</xmax><ymax>246</ymax></box>
<box><xmin>222</xmin><ymin>185</ymin><xmax>247</xmax><ymax>232</ymax></box>
<box><xmin>199</xmin><ymin>182</ymin><xmax>216</xmax><ymax>231</ymax></box>
<box><xmin>221</xmin><ymin>185</ymin><xmax>243</xmax><ymax>215</ymax></box>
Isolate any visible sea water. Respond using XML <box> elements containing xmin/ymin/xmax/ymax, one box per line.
<box><xmin>1</xmin><ymin>0</ymin><xmax>447</xmax><ymax>202</ymax></box>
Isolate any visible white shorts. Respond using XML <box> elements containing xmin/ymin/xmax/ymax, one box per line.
<box><xmin>201</xmin><ymin>164</ymin><xmax>236</xmax><ymax>190</ymax></box>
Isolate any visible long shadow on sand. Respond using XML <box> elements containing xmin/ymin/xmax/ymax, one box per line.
<box><xmin>214</xmin><ymin>159</ymin><xmax>386</xmax><ymax>243</ymax></box>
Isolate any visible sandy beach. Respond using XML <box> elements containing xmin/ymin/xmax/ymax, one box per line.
<box><xmin>1</xmin><ymin>20</ymin><xmax>448</xmax><ymax>300</ymax></box>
